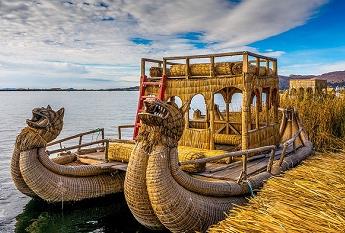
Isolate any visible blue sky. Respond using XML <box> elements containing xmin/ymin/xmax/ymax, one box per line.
<box><xmin>0</xmin><ymin>0</ymin><xmax>343</xmax><ymax>88</ymax></box>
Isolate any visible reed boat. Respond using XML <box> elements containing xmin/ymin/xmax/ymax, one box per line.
<box><xmin>11</xmin><ymin>106</ymin><xmax>128</xmax><ymax>202</ymax></box>
<box><xmin>118</xmin><ymin>51</ymin><xmax>313</xmax><ymax>232</ymax></box>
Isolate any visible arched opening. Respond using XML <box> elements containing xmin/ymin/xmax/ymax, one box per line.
<box><xmin>251</xmin><ymin>89</ymin><xmax>262</xmax><ymax>129</ymax></box>
<box><xmin>189</xmin><ymin>94</ymin><xmax>207</xmax><ymax>129</ymax></box>
<box><xmin>290</xmin><ymin>88</ymin><xmax>297</xmax><ymax>96</ymax></box>
<box><xmin>230</xmin><ymin>93</ymin><xmax>243</xmax><ymax>112</ymax></box>
<box><xmin>214</xmin><ymin>93</ymin><xmax>226</xmax><ymax>121</ymax></box>
<box><xmin>168</xmin><ymin>96</ymin><xmax>182</xmax><ymax>108</ymax></box>
<box><xmin>306</xmin><ymin>87</ymin><xmax>313</xmax><ymax>97</ymax></box>
<box><xmin>298</xmin><ymin>87</ymin><xmax>305</xmax><ymax>98</ymax></box>
<box><xmin>262</xmin><ymin>88</ymin><xmax>270</xmax><ymax>126</ymax></box>
<box><xmin>212</xmin><ymin>87</ymin><xmax>243</xmax><ymax>150</ymax></box>
<box><xmin>271</xmin><ymin>88</ymin><xmax>279</xmax><ymax>123</ymax></box>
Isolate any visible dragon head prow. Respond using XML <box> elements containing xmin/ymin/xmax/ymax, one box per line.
<box><xmin>138</xmin><ymin>98</ymin><xmax>188</xmax><ymax>148</ymax></box>
<box><xmin>26</xmin><ymin>105</ymin><xmax>64</xmax><ymax>129</ymax></box>
<box><xmin>17</xmin><ymin>105</ymin><xmax>65</xmax><ymax>151</ymax></box>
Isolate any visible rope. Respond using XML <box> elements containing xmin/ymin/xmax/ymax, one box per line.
<box><xmin>246</xmin><ymin>179</ymin><xmax>255</xmax><ymax>197</ymax></box>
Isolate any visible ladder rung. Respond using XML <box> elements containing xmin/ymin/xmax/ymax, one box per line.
<box><xmin>143</xmin><ymin>82</ymin><xmax>161</xmax><ymax>86</ymax></box>
<box><xmin>141</xmin><ymin>95</ymin><xmax>157</xmax><ymax>100</ymax></box>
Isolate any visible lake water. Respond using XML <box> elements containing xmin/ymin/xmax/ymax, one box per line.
<box><xmin>0</xmin><ymin>91</ymin><xmax>164</xmax><ymax>233</ymax></box>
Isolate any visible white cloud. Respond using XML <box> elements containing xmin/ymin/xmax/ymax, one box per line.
<box><xmin>0</xmin><ymin>0</ymin><xmax>327</xmax><ymax>88</ymax></box>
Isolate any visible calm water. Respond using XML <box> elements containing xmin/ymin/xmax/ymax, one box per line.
<box><xmin>0</xmin><ymin>91</ymin><xmax>162</xmax><ymax>233</ymax></box>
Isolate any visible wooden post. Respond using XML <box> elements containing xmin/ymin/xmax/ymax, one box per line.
<box><xmin>242</xmin><ymin>52</ymin><xmax>249</xmax><ymax>73</ymax></box>
<box><xmin>272</xmin><ymin>60</ymin><xmax>277</xmax><ymax>76</ymax></box>
<box><xmin>265</xmin><ymin>90</ymin><xmax>270</xmax><ymax>126</ymax></box>
<box><xmin>255</xmin><ymin>95</ymin><xmax>260</xmax><ymax>129</ymax></box>
<box><xmin>105</xmin><ymin>140</ymin><xmax>109</xmax><ymax>162</ymax></box>
<box><xmin>185</xmin><ymin>58</ymin><xmax>190</xmax><ymax>79</ymax></box>
<box><xmin>185</xmin><ymin>100</ymin><xmax>189</xmax><ymax>130</ymax></box>
<box><xmin>163</xmin><ymin>59</ymin><xmax>167</xmax><ymax>76</ymax></box>
<box><xmin>242</xmin><ymin>153</ymin><xmax>248</xmax><ymax>180</ymax></box>
<box><xmin>210</xmin><ymin>56</ymin><xmax>215</xmax><ymax>77</ymax></box>
<box><xmin>209</xmin><ymin>94</ymin><xmax>215</xmax><ymax>150</ymax></box>
<box><xmin>241</xmin><ymin>86</ymin><xmax>250</xmax><ymax>150</ymax></box>
<box><xmin>141</xmin><ymin>58</ymin><xmax>145</xmax><ymax>77</ymax></box>
<box><xmin>266</xmin><ymin>59</ymin><xmax>269</xmax><ymax>74</ymax></box>
<box><xmin>256</xmin><ymin>57</ymin><xmax>260</xmax><ymax>75</ymax></box>
<box><xmin>226</xmin><ymin>102</ymin><xmax>230</xmax><ymax>134</ymax></box>
<box><xmin>266</xmin><ymin>147</ymin><xmax>276</xmax><ymax>172</ymax></box>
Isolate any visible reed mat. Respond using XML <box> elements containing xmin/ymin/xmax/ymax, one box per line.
<box><xmin>208</xmin><ymin>152</ymin><xmax>345</xmax><ymax>233</ymax></box>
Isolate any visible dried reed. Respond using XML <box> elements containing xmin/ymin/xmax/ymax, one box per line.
<box><xmin>280</xmin><ymin>94</ymin><xmax>345</xmax><ymax>151</ymax></box>
<box><xmin>208</xmin><ymin>152</ymin><xmax>345</xmax><ymax>233</ymax></box>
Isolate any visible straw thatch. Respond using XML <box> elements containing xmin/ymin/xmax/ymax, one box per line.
<box><xmin>208</xmin><ymin>152</ymin><xmax>345</xmax><ymax>233</ymax></box>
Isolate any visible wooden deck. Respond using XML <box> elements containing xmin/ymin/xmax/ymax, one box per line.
<box><xmin>77</xmin><ymin>151</ymin><xmax>128</xmax><ymax>171</ymax></box>
<box><xmin>72</xmin><ymin>143</ymin><xmax>295</xmax><ymax>180</ymax></box>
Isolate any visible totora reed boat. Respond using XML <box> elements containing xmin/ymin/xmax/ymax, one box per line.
<box><xmin>11</xmin><ymin>51</ymin><xmax>312</xmax><ymax>231</ymax></box>
<box><xmin>122</xmin><ymin>51</ymin><xmax>313</xmax><ymax>232</ymax></box>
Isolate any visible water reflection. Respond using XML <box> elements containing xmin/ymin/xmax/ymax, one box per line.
<box><xmin>15</xmin><ymin>193</ymin><xmax>164</xmax><ymax>233</ymax></box>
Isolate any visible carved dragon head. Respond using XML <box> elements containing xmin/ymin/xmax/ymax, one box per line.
<box><xmin>138</xmin><ymin>98</ymin><xmax>188</xmax><ymax>148</ymax></box>
<box><xmin>16</xmin><ymin>105</ymin><xmax>65</xmax><ymax>151</ymax></box>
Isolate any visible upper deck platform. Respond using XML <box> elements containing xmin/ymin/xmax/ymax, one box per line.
<box><xmin>141</xmin><ymin>51</ymin><xmax>278</xmax><ymax>80</ymax></box>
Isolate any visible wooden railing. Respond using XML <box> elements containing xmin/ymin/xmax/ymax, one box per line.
<box><xmin>47</xmin><ymin>128</ymin><xmax>109</xmax><ymax>161</ymax></box>
<box><xmin>141</xmin><ymin>51</ymin><xmax>277</xmax><ymax>79</ymax></box>
<box><xmin>278</xmin><ymin>128</ymin><xmax>303</xmax><ymax>166</ymax></box>
<box><xmin>117</xmin><ymin>124</ymin><xmax>135</xmax><ymax>139</ymax></box>
<box><xmin>179</xmin><ymin>145</ymin><xmax>276</xmax><ymax>183</ymax></box>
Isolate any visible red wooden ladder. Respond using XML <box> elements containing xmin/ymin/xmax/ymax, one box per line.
<box><xmin>133</xmin><ymin>74</ymin><xmax>167</xmax><ymax>139</ymax></box>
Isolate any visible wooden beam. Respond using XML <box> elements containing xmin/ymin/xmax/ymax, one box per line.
<box><xmin>179</xmin><ymin>145</ymin><xmax>275</xmax><ymax>165</ymax></box>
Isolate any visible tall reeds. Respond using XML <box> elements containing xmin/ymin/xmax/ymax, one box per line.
<box><xmin>280</xmin><ymin>94</ymin><xmax>345</xmax><ymax>151</ymax></box>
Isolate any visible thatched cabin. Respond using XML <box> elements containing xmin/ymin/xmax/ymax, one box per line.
<box><xmin>132</xmin><ymin>51</ymin><xmax>280</xmax><ymax>151</ymax></box>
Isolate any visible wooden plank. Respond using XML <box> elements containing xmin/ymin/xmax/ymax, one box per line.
<box><xmin>111</xmin><ymin>164</ymin><xmax>128</xmax><ymax>171</ymax></box>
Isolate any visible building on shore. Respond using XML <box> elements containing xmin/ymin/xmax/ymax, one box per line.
<box><xmin>289</xmin><ymin>79</ymin><xmax>327</xmax><ymax>97</ymax></box>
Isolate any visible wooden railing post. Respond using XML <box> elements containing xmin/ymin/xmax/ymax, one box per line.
<box><xmin>256</xmin><ymin>57</ymin><xmax>260</xmax><ymax>75</ymax></box>
<box><xmin>163</xmin><ymin>59</ymin><xmax>167</xmax><ymax>76</ymax></box>
<box><xmin>210</xmin><ymin>56</ymin><xmax>215</xmax><ymax>77</ymax></box>
<box><xmin>209</xmin><ymin>94</ymin><xmax>215</xmax><ymax>150</ymax></box>
<box><xmin>141</xmin><ymin>58</ymin><xmax>145</xmax><ymax>77</ymax></box>
<box><xmin>272</xmin><ymin>60</ymin><xmax>277</xmax><ymax>76</ymax></box>
<box><xmin>105</xmin><ymin>140</ymin><xmax>109</xmax><ymax>162</ymax></box>
<box><xmin>78</xmin><ymin>136</ymin><xmax>82</xmax><ymax>152</ymax></box>
<box><xmin>185</xmin><ymin>58</ymin><xmax>190</xmax><ymax>79</ymax></box>
<box><xmin>267</xmin><ymin>147</ymin><xmax>276</xmax><ymax>172</ymax></box>
<box><xmin>242</xmin><ymin>52</ymin><xmax>249</xmax><ymax>73</ymax></box>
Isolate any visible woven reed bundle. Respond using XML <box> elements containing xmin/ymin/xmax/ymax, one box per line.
<box><xmin>149</xmin><ymin>67</ymin><xmax>170</xmax><ymax>77</ymax></box>
<box><xmin>108</xmin><ymin>141</ymin><xmax>225</xmax><ymax>172</ymax></box>
<box><xmin>179</xmin><ymin>128</ymin><xmax>211</xmax><ymax>149</ymax></box>
<box><xmin>179</xmin><ymin>151</ymin><xmax>206</xmax><ymax>172</ymax></box>
<box><xmin>208</xmin><ymin>152</ymin><xmax>345</xmax><ymax>233</ymax></box>
<box><xmin>214</xmin><ymin>134</ymin><xmax>241</xmax><ymax>145</ymax></box>
<box><xmin>169</xmin><ymin>62</ymin><xmax>233</xmax><ymax>77</ymax></box>
<box><xmin>108</xmin><ymin>142</ymin><xmax>134</xmax><ymax>162</ymax></box>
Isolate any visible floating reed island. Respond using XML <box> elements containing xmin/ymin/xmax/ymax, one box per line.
<box><xmin>11</xmin><ymin>51</ymin><xmax>313</xmax><ymax>232</ymax></box>
<box><xmin>208</xmin><ymin>152</ymin><xmax>345</xmax><ymax>233</ymax></box>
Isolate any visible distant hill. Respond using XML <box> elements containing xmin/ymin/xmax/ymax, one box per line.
<box><xmin>0</xmin><ymin>86</ymin><xmax>139</xmax><ymax>91</ymax></box>
<box><xmin>279</xmin><ymin>70</ymin><xmax>345</xmax><ymax>89</ymax></box>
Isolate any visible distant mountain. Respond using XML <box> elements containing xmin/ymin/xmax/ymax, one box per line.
<box><xmin>279</xmin><ymin>71</ymin><xmax>345</xmax><ymax>89</ymax></box>
<box><xmin>0</xmin><ymin>86</ymin><xmax>139</xmax><ymax>91</ymax></box>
